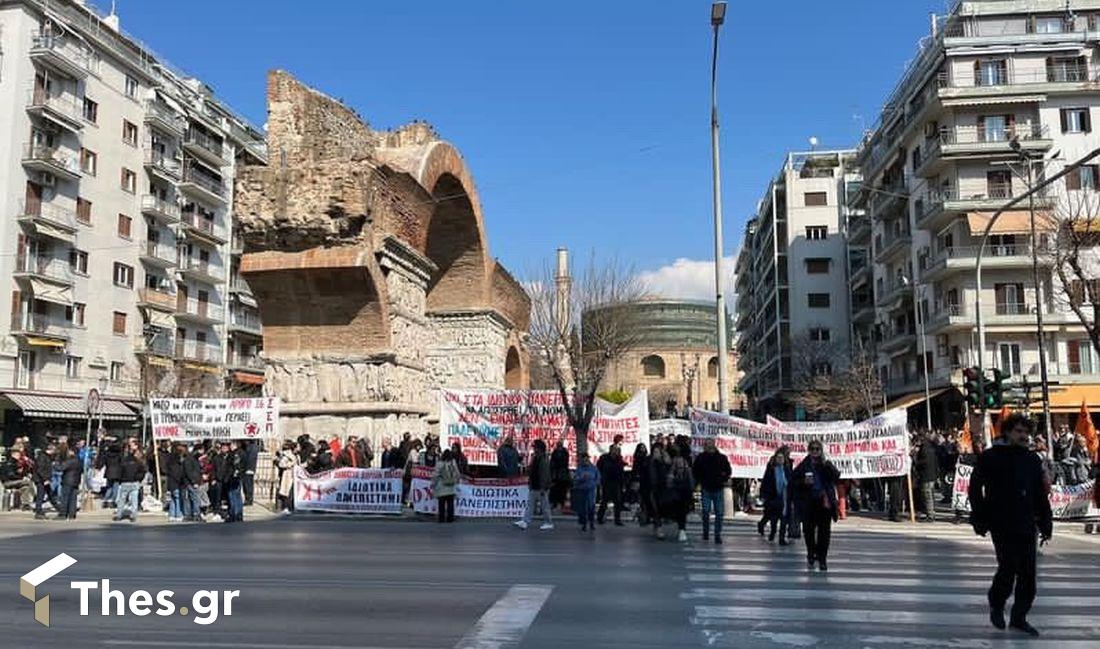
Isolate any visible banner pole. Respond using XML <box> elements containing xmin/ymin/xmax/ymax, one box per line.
<box><xmin>906</xmin><ymin>473</ymin><xmax>916</xmax><ymax>523</ymax></box>
<box><xmin>153</xmin><ymin>440</ymin><xmax>163</xmax><ymax>501</ymax></box>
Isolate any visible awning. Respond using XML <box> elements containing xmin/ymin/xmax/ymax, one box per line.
<box><xmin>942</xmin><ymin>95</ymin><xmax>1046</xmax><ymax>108</ymax></box>
<box><xmin>26</xmin><ymin>337</ymin><xmax>65</xmax><ymax>348</ymax></box>
<box><xmin>1046</xmin><ymin>385</ymin><xmax>1100</xmax><ymax>412</ymax></box>
<box><xmin>231</xmin><ymin>371</ymin><xmax>264</xmax><ymax>386</ymax></box>
<box><xmin>0</xmin><ymin>392</ymin><xmax>139</xmax><ymax>421</ymax></box>
<box><xmin>29</xmin><ymin>278</ymin><xmax>72</xmax><ymax>306</ymax></box>
<box><xmin>967</xmin><ymin>211</ymin><xmax>1055</xmax><ymax>236</ymax></box>
<box><xmin>147</xmin><ymin>308</ymin><xmax>175</xmax><ymax>328</ymax></box>
<box><xmin>28</xmin><ymin>220</ymin><xmax>76</xmax><ymax>243</ymax></box>
<box><xmin>886</xmin><ymin>387</ymin><xmax>951</xmax><ymax>412</ymax></box>
<box><xmin>183</xmin><ymin>362</ymin><xmax>222</xmax><ymax>375</ymax></box>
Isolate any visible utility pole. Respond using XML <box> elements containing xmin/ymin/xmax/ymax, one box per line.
<box><xmin>1020</xmin><ymin>148</ymin><xmax>1054</xmax><ymax>458</ymax></box>
<box><xmin>710</xmin><ymin>1</ymin><xmax>730</xmax><ymax>413</ymax></box>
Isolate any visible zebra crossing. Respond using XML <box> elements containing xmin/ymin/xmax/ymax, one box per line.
<box><xmin>678</xmin><ymin>519</ymin><xmax>1100</xmax><ymax>647</ymax></box>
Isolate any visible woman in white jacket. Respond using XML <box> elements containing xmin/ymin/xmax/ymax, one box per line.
<box><xmin>275</xmin><ymin>441</ymin><xmax>299</xmax><ymax>513</ymax></box>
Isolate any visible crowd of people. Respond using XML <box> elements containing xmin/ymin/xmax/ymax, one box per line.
<box><xmin>0</xmin><ymin>432</ymin><xmax>261</xmax><ymax>524</ymax></box>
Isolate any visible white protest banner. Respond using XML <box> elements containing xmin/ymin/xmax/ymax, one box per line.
<box><xmin>766</xmin><ymin>416</ymin><xmax>853</xmax><ymax>430</ymax></box>
<box><xmin>439</xmin><ymin>389</ymin><xmax>649</xmax><ymax>468</ymax></box>
<box><xmin>410</xmin><ymin>465</ymin><xmax>528</xmax><ymax>518</ymax></box>
<box><xmin>953</xmin><ymin>464</ymin><xmax>1099</xmax><ymax>519</ymax></box>
<box><xmin>689</xmin><ymin>408</ymin><xmax>910</xmax><ymax>479</ymax></box>
<box><xmin>151</xmin><ymin>397</ymin><xmax>279</xmax><ymax>441</ymax></box>
<box><xmin>293</xmin><ymin>466</ymin><xmax>404</xmax><ymax>514</ymax></box>
<box><xmin>649</xmin><ymin>418</ymin><xmax>692</xmax><ymax>440</ymax></box>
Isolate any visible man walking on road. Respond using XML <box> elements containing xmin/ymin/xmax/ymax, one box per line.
<box><xmin>915</xmin><ymin>432</ymin><xmax>940</xmax><ymax>522</ymax></box>
<box><xmin>693</xmin><ymin>438</ymin><xmax>732</xmax><ymax>544</ymax></box>
<box><xmin>596</xmin><ymin>445</ymin><xmax>625</xmax><ymax>526</ymax></box>
<box><xmin>968</xmin><ymin>413</ymin><xmax>1052</xmax><ymax>638</ymax></box>
<box><xmin>515</xmin><ymin>439</ymin><xmax>553</xmax><ymax>531</ymax></box>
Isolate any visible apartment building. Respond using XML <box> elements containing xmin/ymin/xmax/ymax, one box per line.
<box><xmin>854</xmin><ymin>0</ymin><xmax>1100</xmax><ymax>426</ymax></box>
<box><xmin>735</xmin><ymin>150</ymin><xmax>860</xmax><ymax>417</ymax></box>
<box><xmin>0</xmin><ymin>0</ymin><xmax>266</xmax><ymax>444</ymax></box>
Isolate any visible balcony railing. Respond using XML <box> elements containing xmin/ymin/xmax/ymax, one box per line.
<box><xmin>176</xmin><ymin>300</ymin><xmax>224</xmax><ymax>321</ymax></box>
<box><xmin>939</xmin><ymin>123</ymin><xmax>1048</xmax><ymax>146</ymax></box>
<box><xmin>135</xmin><ymin>334</ymin><xmax>175</xmax><ymax>356</ymax></box>
<box><xmin>141</xmin><ymin>195</ymin><xmax>181</xmax><ymax>221</ymax></box>
<box><xmin>144</xmin><ymin>149</ymin><xmax>182</xmax><ymax>177</ymax></box>
<box><xmin>184</xmin><ymin>129</ymin><xmax>225</xmax><ymax>161</ymax></box>
<box><xmin>14</xmin><ymin>254</ymin><xmax>72</xmax><ymax>283</ymax></box>
<box><xmin>175</xmin><ymin>340</ymin><xmax>223</xmax><ymax>364</ymax></box>
<box><xmin>22</xmin><ymin>142</ymin><xmax>80</xmax><ymax>175</ymax></box>
<box><xmin>180</xmin><ymin>210</ymin><xmax>227</xmax><ymax>240</ymax></box>
<box><xmin>10</xmin><ymin>310</ymin><xmax>71</xmax><ymax>338</ymax></box>
<box><xmin>140</xmin><ymin>239</ymin><xmax>178</xmax><ymax>265</ymax></box>
<box><xmin>30</xmin><ymin>33</ymin><xmax>93</xmax><ymax>76</ymax></box>
<box><xmin>228</xmin><ymin>354</ymin><xmax>264</xmax><ymax>370</ymax></box>
<box><xmin>180</xmin><ymin>167</ymin><xmax>226</xmax><ymax>199</ymax></box>
<box><xmin>179</xmin><ymin>257</ymin><xmax>224</xmax><ymax>280</ymax></box>
<box><xmin>26</xmin><ymin>89</ymin><xmax>81</xmax><ymax>123</ymax></box>
<box><xmin>229</xmin><ymin>309</ymin><xmax>262</xmax><ymax>332</ymax></box>
<box><xmin>138</xmin><ymin>287</ymin><xmax>177</xmax><ymax>310</ymax></box>
<box><xmin>937</xmin><ymin>67</ymin><xmax>1098</xmax><ymax>90</ymax></box>
<box><xmin>19</xmin><ymin>199</ymin><xmax>76</xmax><ymax>230</ymax></box>
<box><xmin>229</xmin><ymin>275</ymin><xmax>252</xmax><ymax>293</ymax></box>
<box><xmin>145</xmin><ymin>101</ymin><xmax>186</xmax><ymax>133</ymax></box>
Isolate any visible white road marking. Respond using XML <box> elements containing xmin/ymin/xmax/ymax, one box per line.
<box><xmin>687</xmin><ymin>572</ymin><xmax>1096</xmax><ymax>590</ymax></box>
<box><xmin>691</xmin><ymin>605</ymin><xmax>1099</xmax><ymax>628</ymax></box>
<box><xmin>103</xmin><ymin>643</ymin><xmax>423</xmax><ymax>649</ymax></box>
<box><xmin>453</xmin><ymin>584</ymin><xmax>553</xmax><ymax>649</ymax></box>
<box><xmin>680</xmin><ymin>587</ymin><xmax>1092</xmax><ymax>607</ymax></box>
<box><xmin>683</xmin><ymin>562</ymin><xmax>1085</xmax><ymax>577</ymax></box>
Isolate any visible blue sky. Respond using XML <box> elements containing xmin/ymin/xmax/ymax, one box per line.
<box><xmin>112</xmin><ymin>0</ymin><xmax>951</xmax><ymax>296</ymax></box>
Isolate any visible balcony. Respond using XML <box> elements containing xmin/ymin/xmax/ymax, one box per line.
<box><xmin>921</xmin><ymin>243</ymin><xmax>1049</xmax><ymax>282</ymax></box>
<box><xmin>852</xmin><ymin>298</ymin><xmax>876</xmax><ymax>324</ymax></box>
<box><xmin>915</xmin><ymin>124</ymin><xmax>1052</xmax><ymax>178</ymax></box>
<box><xmin>182</xmin><ymin>130</ymin><xmax>226</xmax><ymax>167</ymax></box>
<box><xmin>879</xmin><ymin>326</ymin><xmax>916</xmax><ymax>355</ymax></box>
<box><xmin>143</xmin><ymin>149</ymin><xmax>182</xmax><ymax>181</ymax></box>
<box><xmin>29</xmin><ymin>33</ymin><xmax>92</xmax><ymax>79</ymax></box>
<box><xmin>177</xmin><ymin>257</ymin><xmax>225</xmax><ymax>285</ymax></box>
<box><xmin>175</xmin><ymin>299</ymin><xmax>224</xmax><ymax>325</ymax></box>
<box><xmin>870</xmin><ymin>177</ymin><xmax>908</xmax><ymax>217</ymax></box>
<box><xmin>26</xmin><ymin>90</ymin><xmax>83</xmax><ymax>132</ymax></box>
<box><xmin>874</xmin><ymin>228</ymin><xmax>912</xmax><ymax>263</ymax></box>
<box><xmin>178</xmin><ymin>167</ymin><xmax>227</xmax><ymax>206</ymax></box>
<box><xmin>936</xmin><ymin>66</ymin><xmax>1098</xmax><ymax>100</ymax></box>
<box><xmin>848</xmin><ymin>215</ymin><xmax>871</xmax><ymax>243</ymax></box>
<box><xmin>914</xmin><ymin>184</ymin><xmax>1055</xmax><ymax>232</ymax></box>
<box><xmin>138</xmin><ymin>287</ymin><xmax>177</xmax><ymax>312</ymax></box>
<box><xmin>139</xmin><ymin>239</ymin><xmax>178</xmax><ymax>269</ymax></box>
<box><xmin>21</xmin><ymin>143</ymin><xmax>81</xmax><ymax>182</ymax></box>
<box><xmin>850</xmin><ymin>263</ymin><xmax>871</xmax><ymax>288</ymax></box>
<box><xmin>17</xmin><ymin>200</ymin><xmax>77</xmax><ymax>243</ymax></box>
<box><xmin>227</xmin><ymin>308</ymin><xmax>262</xmax><ymax>336</ymax></box>
<box><xmin>175</xmin><ymin>339</ymin><xmax>223</xmax><ymax>365</ymax></box>
<box><xmin>134</xmin><ymin>333</ymin><xmax>175</xmax><ymax>357</ymax></box>
<box><xmin>10</xmin><ymin>310</ymin><xmax>71</xmax><ymax>341</ymax></box>
<box><xmin>227</xmin><ymin>354</ymin><xmax>264</xmax><ymax>372</ymax></box>
<box><xmin>927</xmin><ymin>302</ymin><xmax>1080</xmax><ymax>334</ymax></box>
<box><xmin>876</xmin><ymin>280</ymin><xmax>912</xmax><ymax>309</ymax></box>
<box><xmin>141</xmin><ymin>195</ymin><xmax>181</xmax><ymax>224</ymax></box>
<box><xmin>179</xmin><ymin>209</ymin><xmax>228</xmax><ymax>244</ymax></box>
<box><xmin>145</xmin><ymin>101</ymin><xmax>186</xmax><ymax>137</ymax></box>
<box><xmin>229</xmin><ymin>274</ymin><xmax>252</xmax><ymax>295</ymax></box>
<box><xmin>14</xmin><ymin>254</ymin><xmax>73</xmax><ymax>286</ymax></box>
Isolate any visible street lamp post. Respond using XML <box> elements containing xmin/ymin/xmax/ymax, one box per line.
<box><xmin>902</xmin><ymin>275</ymin><xmax>933</xmax><ymax>431</ymax></box>
<box><xmin>710</xmin><ymin>1</ymin><xmax>730</xmax><ymax>414</ymax></box>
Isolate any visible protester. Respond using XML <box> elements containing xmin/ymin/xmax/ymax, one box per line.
<box><xmin>596</xmin><ymin>445</ymin><xmax>625</xmax><ymax>526</ymax></box>
<box><xmin>96</xmin><ymin>436</ymin><xmax>122</xmax><ymax>508</ymax></box>
<box><xmin>915</xmin><ymin>432</ymin><xmax>940</xmax><ymax>522</ymax></box>
<box><xmin>451</xmin><ymin>442</ymin><xmax>469</xmax><ymax>475</ymax></box>
<box><xmin>275</xmin><ymin>441</ymin><xmax>299</xmax><ymax>513</ymax></box>
<box><xmin>572</xmin><ymin>453</ymin><xmax>600</xmax><ymax>531</ymax></box>
<box><xmin>515</xmin><ymin>439</ymin><xmax>553</xmax><ymax>531</ymax></box>
<box><xmin>31</xmin><ymin>445</ymin><xmax>59</xmax><ymax>520</ymax></box>
<box><xmin>181</xmin><ymin>445</ymin><xmax>204</xmax><ymax>522</ymax></box>
<box><xmin>649</xmin><ymin>438</ymin><xmax>671</xmax><ymax>538</ymax></box>
<box><xmin>693</xmin><ymin>438</ymin><xmax>732</xmax><ymax>544</ymax></box>
<box><xmin>758</xmin><ymin>446</ymin><xmax>792</xmax><ymax>544</ymax></box>
<box><xmin>1</xmin><ymin>447</ymin><xmax>35</xmax><ymax>510</ymax></box>
<box><xmin>422</xmin><ymin>442</ymin><xmax>440</xmax><ymax>468</ymax></box>
<box><xmin>56</xmin><ymin>442</ymin><xmax>81</xmax><ymax>520</ymax></box>
<box><xmin>242</xmin><ymin>440</ymin><xmax>259</xmax><ymax>506</ymax></box>
<box><xmin>165</xmin><ymin>445</ymin><xmax>185</xmax><ymax>522</ymax></box>
<box><xmin>497</xmin><ymin>436</ymin><xmax>521</xmax><ymax>478</ymax></box>
<box><xmin>632</xmin><ymin>443</ymin><xmax>653</xmax><ymax>526</ymax></box>
<box><xmin>337</xmin><ymin>436</ymin><xmax>366</xmax><ymax>468</ymax></box>
<box><xmin>432</xmin><ymin>449</ymin><xmax>460</xmax><ymax>523</ymax></box>
<box><xmin>791</xmin><ymin>439</ymin><xmax>841</xmax><ymax>571</ymax></box>
<box><xmin>114</xmin><ymin>438</ymin><xmax>145</xmax><ymax>523</ymax></box>
<box><xmin>968</xmin><ymin>413</ymin><xmax>1052</xmax><ymax>638</ymax></box>
<box><xmin>549</xmin><ymin>441</ymin><xmax>571</xmax><ymax>511</ymax></box>
<box><xmin>661</xmin><ymin>446</ymin><xmax>694</xmax><ymax>542</ymax></box>
<box><xmin>224</xmin><ymin>441</ymin><xmax>245</xmax><ymax>523</ymax></box>
<box><xmin>309</xmin><ymin>440</ymin><xmax>335</xmax><ymax>473</ymax></box>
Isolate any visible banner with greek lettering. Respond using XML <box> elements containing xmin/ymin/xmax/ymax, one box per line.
<box><xmin>689</xmin><ymin>408</ymin><xmax>910</xmax><ymax>479</ymax></box>
<box><xmin>409</xmin><ymin>465</ymin><xmax>528</xmax><ymax>518</ymax></box>
<box><xmin>766</xmin><ymin>416</ymin><xmax>854</xmax><ymax>430</ymax></box>
<box><xmin>952</xmin><ymin>464</ymin><xmax>1098</xmax><ymax>520</ymax></box>
<box><xmin>293</xmin><ymin>467</ymin><xmax>404</xmax><ymax>514</ymax></box>
<box><xmin>150</xmin><ymin>397</ymin><xmax>280</xmax><ymax>441</ymax></box>
<box><xmin>439</xmin><ymin>389</ymin><xmax>648</xmax><ymax>468</ymax></box>
<box><xmin>649</xmin><ymin>418</ymin><xmax>692</xmax><ymax>440</ymax></box>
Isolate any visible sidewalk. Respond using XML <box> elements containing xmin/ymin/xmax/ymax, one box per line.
<box><xmin>0</xmin><ymin>501</ymin><xmax>278</xmax><ymax>540</ymax></box>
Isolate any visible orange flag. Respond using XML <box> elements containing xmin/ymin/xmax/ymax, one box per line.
<box><xmin>1075</xmin><ymin>399</ymin><xmax>1099</xmax><ymax>462</ymax></box>
<box><xmin>958</xmin><ymin>416</ymin><xmax>973</xmax><ymax>455</ymax></box>
<box><xmin>992</xmin><ymin>405</ymin><xmax>1010</xmax><ymax>439</ymax></box>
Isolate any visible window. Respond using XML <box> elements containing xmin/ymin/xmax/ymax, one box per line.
<box><xmin>1068</xmin><ymin>279</ymin><xmax>1100</xmax><ymax>306</ymax></box>
<box><xmin>76</xmin><ymin>197</ymin><xmax>92</xmax><ymax>224</ymax></box>
<box><xmin>120</xmin><ymin>168</ymin><xmax>137</xmax><ymax>193</ymax></box>
<box><xmin>998</xmin><ymin>343</ymin><xmax>1021</xmax><ymax>376</ymax></box>
<box><xmin>124</xmin><ymin>75</ymin><xmax>138</xmax><ymax>98</ymax></box>
<box><xmin>117</xmin><ymin>213</ymin><xmax>132</xmax><ymax>238</ymax></box>
<box><xmin>987</xmin><ymin>170</ymin><xmax>1012</xmax><ymax>198</ymax></box>
<box><xmin>112</xmin><ymin>311</ymin><xmax>127</xmax><ymax>336</ymax></box>
<box><xmin>809</xmin><ymin>327</ymin><xmax>831</xmax><ymax>342</ymax></box>
<box><xmin>707</xmin><ymin>356</ymin><xmax>719</xmax><ymax>378</ymax></box>
<box><xmin>805</xmin><ymin>225</ymin><xmax>828</xmax><ymax>241</ymax></box>
<box><xmin>807</xmin><ymin>293</ymin><xmax>830</xmax><ymax>308</ymax></box>
<box><xmin>1069</xmin><ymin>341</ymin><xmax>1094</xmax><ymax>374</ymax></box>
<box><xmin>641</xmin><ymin>355</ymin><xmax>666</xmax><ymax>378</ymax></box>
<box><xmin>82</xmin><ymin>97</ymin><xmax>98</xmax><ymax>123</ymax></box>
<box><xmin>110</xmin><ymin>361</ymin><xmax>124</xmax><ymax>382</ymax></box>
<box><xmin>805</xmin><ymin>258</ymin><xmax>830</xmax><ymax>274</ymax></box>
<box><xmin>69</xmin><ymin>249</ymin><xmax>88</xmax><ymax>275</ymax></box>
<box><xmin>1048</xmin><ymin>56</ymin><xmax>1087</xmax><ymax>82</ymax></box>
<box><xmin>978</xmin><ymin>114</ymin><xmax>1012</xmax><ymax>142</ymax></box>
<box><xmin>65</xmin><ymin>356</ymin><xmax>81</xmax><ymax>379</ymax></box>
<box><xmin>1066</xmin><ymin>165</ymin><xmax>1100</xmax><ymax>191</ymax></box>
<box><xmin>1061</xmin><ymin>107</ymin><xmax>1091</xmax><ymax>134</ymax></box>
<box><xmin>80</xmin><ymin>148</ymin><xmax>97</xmax><ymax>175</ymax></box>
<box><xmin>975</xmin><ymin>59</ymin><xmax>1007</xmax><ymax>86</ymax></box>
<box><xmin>113</xmin><ymin>262</ymin><xmax>134</xmax><ymax>288</ymax></box>
<box><xmin>804</xmin><ymin>192</ymin><xmax>828</xmax><ymax>207</ymax></box>
<box><xmin>1034</xmin><ymin>16</ymin><xmax>1065</xmax><ymax>34</ymax></box>
<box><xmin>994</xmin><ymin>283</ymin><xmax>1025</xmax><ymax>314</ymax></box>
<box><xmin>122</xmin><ymin>120</ymin><xmax>138</xmax><ymax>146</ymax></box>
<box><xmin>68</xmin><ymin>302</ymin><xmax>85</xmax><ymax>327</ymax></box>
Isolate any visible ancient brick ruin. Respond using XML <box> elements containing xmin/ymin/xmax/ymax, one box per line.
<box><xmin>234</xmin><ymin>71</ymin><xmax>530</xmax><ymax>444</ymax></box>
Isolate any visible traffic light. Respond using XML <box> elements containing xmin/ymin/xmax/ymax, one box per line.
<box><xmin>963</xmin><ymin>366</ymin><xmax>982</xmax><ymax>409</ymax></box>
<box><xmin>990</xmin><ymin>368</ymin><xmax>1010</xmax><ymax>407</ymax></box>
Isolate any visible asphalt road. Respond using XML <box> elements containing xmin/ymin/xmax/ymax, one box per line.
<box><xmin>0</xmin><ymin>514</ymin><xmax>1097</xmax><ymax>648</ymax></box>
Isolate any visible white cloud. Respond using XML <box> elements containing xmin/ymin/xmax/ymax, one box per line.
<box><xmin>637</xmin><ymin>256</ymin><xmax>737</xmax><ymax>302</ymax></box>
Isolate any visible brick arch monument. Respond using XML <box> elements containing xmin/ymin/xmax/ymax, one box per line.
<box><xmin>234</xmin><ymin>71</ymin><xmax>530</xmax><ymax>444</ymax></box>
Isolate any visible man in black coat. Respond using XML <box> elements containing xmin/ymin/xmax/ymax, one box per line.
<box><xmin>242</xmin><ymin>440</ymin><xmax>260</xmax><ymax>505</ymax></box>
<box><xmin>32</xmin><ymin>446</ymin><xmax>59</xmax><ymax>519</ymax></box>
<box><xmin>791</xmin><ymin>440</ymin><xmax>841</xmax><ymax>571</ymax></box>
<box><xmin>693</xmin><ymin>438</ymin><xmax>732</xmax><ymax>544</ymax></box>
<box><xmin>968</xmin><ymin>413</ymin><xmax>1053</xmax><ymax>638</ymax></box>
<box><xmin>914</xmin><ymin>432</ymin><xmax>940</xmax><ymax>522</ymax></box>
<box><xmin>596</xmin><ymin>446</ymin><xmax>626</xmax><ymax>526</ymax></box>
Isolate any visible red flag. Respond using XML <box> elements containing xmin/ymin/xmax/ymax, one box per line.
<box><xmin>1075</xmin><ymin>399</ymin><xmax>1098</xmax><ymax>462</ymax></box>
<box><xmin>992</xmin><ymin>405</ymin><xmax>1010</xmax><ymax>440</ymax></box>
<box><xmin>958</xmin><ymin>416</ymin><xmax>973</xmax><ymax>455</ymax></box>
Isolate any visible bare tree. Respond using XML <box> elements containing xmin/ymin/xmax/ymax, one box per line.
<box><xmin>526</xmin><ymin>254</ymin><xmax>646</xmax><ymax>461</ymax></box>
<box><xmin>846</xmin><ymin>339</ymin><xmax>885</xmax><ymax>420</ymax></box>
<box><xmin>1047</xmin><ymin>186</ymin><xmax>1100</xmax><ymax>357</ymax></box>
<box><xmin>790</xmin><ymin>333</ymin><xmax>883</xmax><ymax>420</ymax></box>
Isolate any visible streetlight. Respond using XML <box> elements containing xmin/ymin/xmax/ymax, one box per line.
<box><xmin>710</xmin><ymin>1</ymin><xmax>730</xmax><ymax>413</ymax></box>
<box><xmin>900</xmin><ymin>274</ymin><xmax>933</xmax><ymax>431</ymax></box>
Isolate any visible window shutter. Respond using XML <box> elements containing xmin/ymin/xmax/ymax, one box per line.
<box><xmin>1067</xmin><ymin>168</ymin><xmax>1081</xmax><ymax>190</ymax></box>
<box><xmin>1091</xmin><ymin>165</ymin><xmax>1099</xmax><ymax>187</ymax></box>
<box><xmin>1027</xmin><ymin>15</ymin><xmax>1036</xmax><ymax>33</ymax></box>
<box><xmin>995</xmin><ymin>284</ymin><xmax>1006</xmax><ymax>306</ymax></box>
<box><xmin>1005</xmin><ymin>113</ymin><xmax>1016</xmax><ymax>137</ymax></box>
<box><xmin>1084</xmin><ymin>109</ymin><xmax>1092</xmax><ymax>133</ymax></box>
<box><xmin>974</xmin><ymin>60</ymin><xmax>981</xmax><ymax>84</ymax></box>
<box><xmin>1046</xmin><ymin>56</ymin><xmax>1054</xmax><ymax>80</ymax></box>
<box><xmin>1061</xmin><ymin>108</ymin><xmax>1069</xmax><ymax>133</ymax></box>
<box><xmin>11</xmin><ymin>290</ymin><xmax>21</xmax><ymax>317</ymax></box>
<box><xmin>1069</xmin><ymin>341</ymin><xmax>1081</xmax><ymax>369</ymax></box>
<box><xmin>976</xmin><ymin>115</ymin><xmax>986</xmax><ymax>141</ymax></box>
